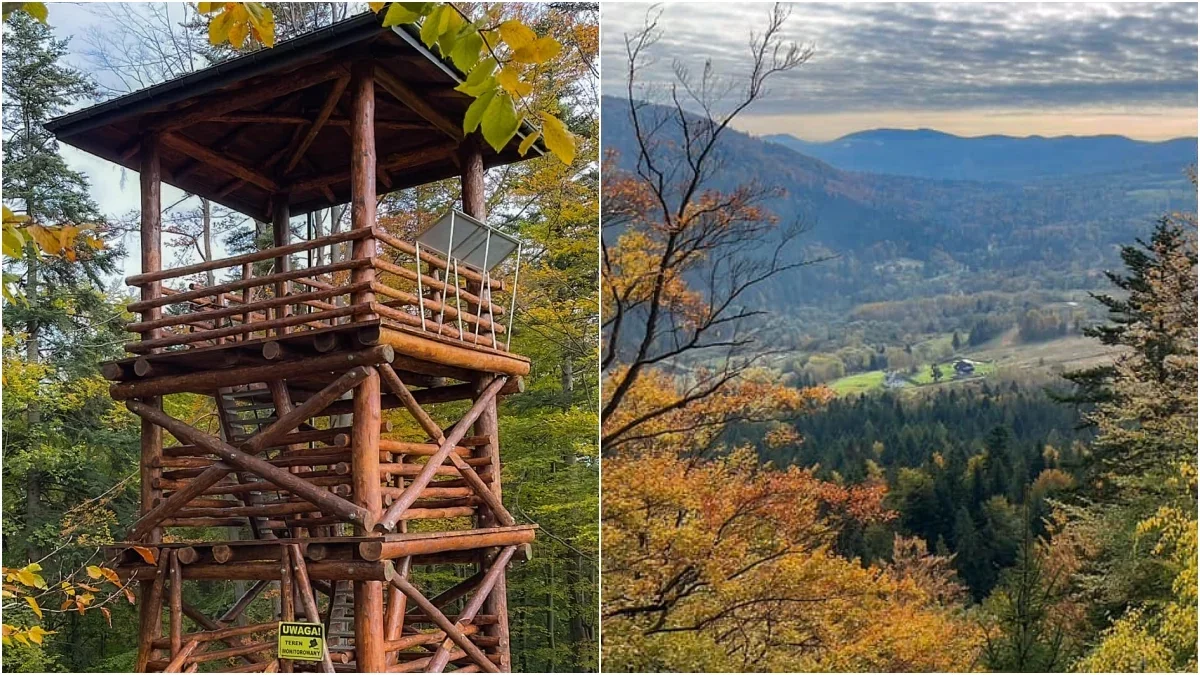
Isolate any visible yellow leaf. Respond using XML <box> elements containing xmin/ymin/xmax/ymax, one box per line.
<box><xmin>87</xmin><ymin>565</ymin><xmax>103</xmax><ymax>579</ymax></box>
<box><xmin>132</xmin><ymin>546</ymin><xmax>157</xmax><ymax>565</ymax></box>
<box><xmin>496</xmin><ymin>67</ymin><xmax>532</xmax><ymax>98</ymax></box>
<box><xmin>99</xmin><ymin>568</ymin><xmax>121</xmax><ymax>586</ymax></box>
<box><xmin>25</xmin><ymin>225</ymin><xmax>61</xmax><ymax>255</ymax></box>
<box><xmin>539</xmin><ymin>112</ymin><xmax>575</xmax><ymax>165</ymax></box>
<box><xmin>26</xmin><ymin>626</ymin><xmax>52</xmax><ymax>645</ymax></box>
<box><xmin>512</xmin><ymin>37</ymin><xmax>561</xmax><ymax>65</ymax></box>
<box><xmin>3</xmin><ymin>206</ymin><xmax>29</xmax><ymax>225</ymax></box>
<box><xmin>228</xmin><ymin>18</ymin><xmax>250</xmax><ymax>49</ymax></box>
<box><xmin>208</xmin><ymin>9</ymin><xmax>234</xmax><ymax>46</ymax></box>
<box><xmin>24</xmin><ymin>595</ymin><xmax>42</xmax><ymax>619</ymax></box>
<box><xmin>368</xmin><ymin>2</ymin><xmax>386</xmax><ymax>12</ymax></box>
<box><xmin>498</xmin><ymin>19</ymin><xmax>535</xmax><ymax>50</ymax></box>
<box><xmin>518</xmin><ymin>129</ymin><xmax>540</xmax><ymax>157</ymax></box>
<box><xmin>15</xmin><ymin>567</ymin><xmax>45</xmax><ymax>590</ymax></box>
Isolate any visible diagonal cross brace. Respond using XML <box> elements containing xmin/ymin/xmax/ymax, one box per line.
<box><xmin>124</xmin><ymin>368</ymin><xmax>373</xmax><ymax>540</ymax></box>
<box><xmin>127</xmin><ymin>404</ymin><xmax>373</xmax><ymax>534</ymax></box>
<box><xmin>377</xmin><ymin>364</ymin><xmax>515</xmax><ymax>527</ymax></box>
<box><xmin>422</xmin><ymin>545</ymin><xmax>518</xmax><ymax>673</ymax></box>
<box><xmin>375</xmin><ymin>375</ymin><xmax>508</xmax><ymax>532</ymax></box>
<box><xmin>386</xmin><ymin>572</ymin><xmax>500</xmax><ymax>673</ymax></box>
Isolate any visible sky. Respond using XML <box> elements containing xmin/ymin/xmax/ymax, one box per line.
<box><xmin>600</xmin><ymin>2</ymin><xmax>1199</xmax><ymax>141</ymax></box>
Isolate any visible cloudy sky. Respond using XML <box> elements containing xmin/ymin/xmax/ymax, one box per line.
<box><xmin>600</xmin><ymin>2</ymin><xmax>1198</xmax><ymax>140</ymax></box>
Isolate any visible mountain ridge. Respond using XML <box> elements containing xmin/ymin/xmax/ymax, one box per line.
<box><xmin>761</xmin><ymin>128</ymin><xmax>1197</xmax><ymax>182</ymax></box>
<box><xmin>602</xmin><ymin>97</ymin><xmax>1196</xmax><ymax>312</ymax></box>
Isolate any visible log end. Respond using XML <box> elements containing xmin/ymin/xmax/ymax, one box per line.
<box><xmin>100</xmin><ymin>362</ymin><xmax>125</xmax><ymax>381</ymax></box>
<box><xmin>212</xmin><ymin>544</ymin><xmax>234</xmax><ymax>564</ymax></box>
<box><xmin>313</xmin><ymin>332</ymin><xmax>339</xmax><ymax>353</ymax></box>
<box><xmin>176</xmin><ymin>546</ymin><xmax>200</xmax><ymax>565</ymax></box>
<box><xmin>358</xmin><ymin>541</ymin><xmax>384</xmax><ymax>561</ymax></box>
<box><xmin>262</xmin><ymin>341</ymin><xmax>284</xmax><ymax>360</ymax></box>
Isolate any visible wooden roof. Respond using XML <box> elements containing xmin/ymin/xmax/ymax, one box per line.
<box><xmin>45</xmin><ymin>13</ymin><xmax>543</xmax><ymax>221</ymax></box>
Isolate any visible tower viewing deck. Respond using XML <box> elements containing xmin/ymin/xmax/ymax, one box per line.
<box><xmin>48</xmin><ymin>12</ymin><xmax>542</xmax><ymax>673</ymax></box>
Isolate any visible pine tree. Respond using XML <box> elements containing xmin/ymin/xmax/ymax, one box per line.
<box><xmin>2</xmin><ymin>11</ymin><xmax>122</xmax><ymax>564</ymax></box>
<box><xmin>983</xmin><ymin>517</ymin><xmax>1073</xmax><ymax>671</ymax></box>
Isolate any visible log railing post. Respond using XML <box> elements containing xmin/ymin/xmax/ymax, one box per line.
<box><xmin>272</xmin><ymin>196</ymin><xmax>291</xmax><ymax>336</ymax></box>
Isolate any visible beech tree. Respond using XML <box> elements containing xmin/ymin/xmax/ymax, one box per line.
<box><xmin>601</xmin><ymin>4</ymin><xmax>824</xmax><ymax>451</ymax></box>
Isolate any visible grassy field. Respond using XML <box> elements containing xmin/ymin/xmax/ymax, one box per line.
<box><xmin>825</xmin><ymin>332</ymin><xmax>1121</xmax><ymax>396</ymax></box>
<box><xmin>828</xmin><ymin>370</ymin><xmax>886</xmax><ymax>395</ymax></box>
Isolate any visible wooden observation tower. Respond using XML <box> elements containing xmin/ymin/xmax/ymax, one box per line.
<box><xmin>47</xmin><ymin>14</ymin><xmax>540</xmax><ymax>674</ymax></box>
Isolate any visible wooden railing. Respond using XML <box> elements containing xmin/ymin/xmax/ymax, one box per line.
<box><xmin>124</xmin><ymin>228</ymin><xmax>512</xmax><ymax>355</ymax></box>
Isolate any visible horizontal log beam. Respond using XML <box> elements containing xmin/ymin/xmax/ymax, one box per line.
<box><xmin>126</xmin><ymin>283</ymin><xmax>367</xmax><ymax>333</ymax></box>
<box><xmin>359</xmin><ymin>527</ymin><xmax>534</xmax><ymax>560</ymax></box>
<box><xmin>127</xmin><ymin>229</ymin><xmax>371</xmax><ymax>287</ymax></box>
<box><xmin>119</xmin><ymin>560</ymin><xmax>388</xmax><ymax>581</ymax></box>
<box><xmin>111</xmin><ymin>345</ymin><xmax>394</xmax><ymax>399</ymax></box>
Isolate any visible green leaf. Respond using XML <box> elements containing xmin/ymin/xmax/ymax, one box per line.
<box><xmin>480</xmin><ymin>92</ymin><xmax>521</xmax><ymax>153</ymax></box>
<box><xmin>463</xmin><ymin>89</ymin><xmax>496</xmax><ymax>135</ymax></box>
<box><xmin>539</xmin><ymin>111</ymin><xmax>576</xmax><ymax>164</ymax></box>
<box><xmin>449</xmin><ymin>27</ymin><xmax>483</xmax><ymax>73</ymax></box>
<box><xmin>382</xmin><ymin>2</ymin><xmax>421</xmax><ymax>27</ymax></box>
<box><xmin>2</xmin><ymin>226</ymin><xmax>26</xmax><ymax>258</ymax></box>
<box><xmin>455</xmin><ymin>57</ymin><xmax>496</xmax><ymax>96</ymax></box>
<box><xmin>419</xmin><ymin>4</ymin><xmax>445</xmax><ymax>47</ymax></box>
<box><xmin>437</xmin><ymin>11</ymin><xmax>464</xmax><ymax>56</ymax></box>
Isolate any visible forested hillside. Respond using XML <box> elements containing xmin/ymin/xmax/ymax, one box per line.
<box><xmin>602</xmin><ymin>96</ymin><xmax>1195</xmax><ymax>313</ymax></box>
<box><xmin>2</xmin><ymin>5</ymin><xmax>598</xmax><ymax>672</ymax></box>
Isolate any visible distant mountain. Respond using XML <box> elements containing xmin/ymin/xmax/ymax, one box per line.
<box><xmin>763</xmin><ymin>128</ymin><xmax>1197</xmax><ymax>182</ymax></box>
<box><xmin>602</xmin><ymin>97</ymin><xmax>1196</xmax><ymax>312</ymax></box>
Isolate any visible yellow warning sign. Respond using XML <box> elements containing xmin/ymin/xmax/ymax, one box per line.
<box><xmin>277</xmin><ymin>621</ymin><xmax>325</xmax><ymax>662</ymax></box>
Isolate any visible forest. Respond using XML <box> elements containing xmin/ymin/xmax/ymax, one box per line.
<box><xmin>2</xmin><ymin>3</ymin><xmax>598</xmax><ymax>672</ymax></box>
<box><xmin>601</xmin><ymin>5</ymin><xmax>1196</xmax><ymax>672</ymax></box>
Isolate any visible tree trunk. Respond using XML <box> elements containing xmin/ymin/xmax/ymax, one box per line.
<box><xmin>202</xmin><ymin>198</ymin><xmax>215</xmax><ymax>287</ymax></box>
<box><xmin>25</xmin><ymin>251</ymin><xmax>42</xmax><ymax>562</ymax></box>
<box><xmin>561</xmin><ymin>354</ymin><xmax>574</xmax><ymax>410</ymax></box>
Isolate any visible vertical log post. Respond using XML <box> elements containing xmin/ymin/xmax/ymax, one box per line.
<box><xmin>349</xmin><ymin>58</ymin><xmax>385</xmax><ymax>673</ymax></box>
<box><xmin>138</xmin><ymin>134</ymin><xmax>165</xmax><ymax>674</ymax></box>
<box><xmin>460</xmin><ymin>134</ymin><xmax>512</xmax><ymax>672</ymax></box>
<box><xmin>272</xmin><ymin>197</ymin><xmax>291</xmax><ymax>336</ymax></box>
<box><xmin>349</xmin><ymin>60</ymin><xmax>377</xmax><ymax>322</ymax></box>
<box><xmin>280</xmin><ymin>545</ymin><xmax>294</xmax><ymax>674</ymax></box>
<box><xmin>168</xmin><ymin>550</ymin><xmax>183</xmax><ymax>658</ymax></box>
<box><xmin>134</xmin><ymin>553</ymin><xmax>169</xmax><ymax>672</ymax></box>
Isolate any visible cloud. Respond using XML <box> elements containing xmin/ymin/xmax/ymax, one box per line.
<box><xmin>600</xmin><ymin>2</ymin><xmax>1198</xmax><ymax>117</ymax></box>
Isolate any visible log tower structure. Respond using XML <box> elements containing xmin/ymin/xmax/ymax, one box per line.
<box><xmin>47</xmin><ymin>14</ymin><xmax>541</xmax><ymax>674</ymax></box>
